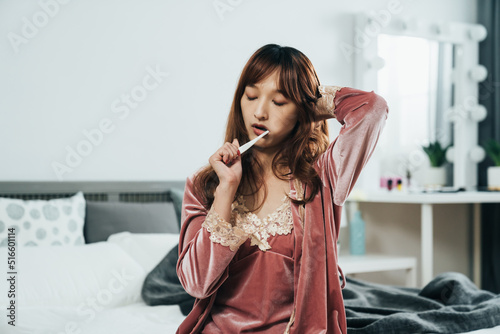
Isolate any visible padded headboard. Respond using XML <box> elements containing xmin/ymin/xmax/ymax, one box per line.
<box><xmin>0</xmin><ymin>181</ymin><xmax>187</xmax><ymax>243</ymax></box>
<box><xmin>0</xmin><ymin>181</ymin><xmax>185</xmax><ymax>202</ymax></box>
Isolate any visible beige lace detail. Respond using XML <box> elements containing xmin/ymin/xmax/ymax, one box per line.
<box><xmin>234</xmin><ymin>195</ymin><xmax>294</xmax><ymax>252</ymax></box>
<box><xmin>293</xmin><ymin>179</ymin><xmax>305</xmax><ymax>227</ymax></box>
<box><xmin>202</xmin><ymin>195</ymin><xmax>294</xmax><ymax>252</ymax></box>
<box><xmin>317</xmin><ymin>85</ymin><xmax>343</xmax><ymax>117</ymax></box>
<box><xmin>202</xmin><ymin>208</ymin><xmax>250</xmax><ymax>252</ymax></box>
<box><xmin>284</xmin><ymin>307</ymin><xmax>296</xmax><ymax>334</ymax></box>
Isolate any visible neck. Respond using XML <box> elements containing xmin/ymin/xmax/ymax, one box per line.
<box><xmin>254</xmin><ymin>148</ymin><xmax>276</xmax><ymax>172</ymax></box>
<box><xmin>253</xmin><ymin>146</ymin><xmax>290</xmax><ymax>180</ymax></box>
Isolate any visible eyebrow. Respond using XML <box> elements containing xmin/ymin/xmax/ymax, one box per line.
<box><xmin>247</xmin><ymin>84</ymin><xmax>286</xmax><ymax>95</ymax></box>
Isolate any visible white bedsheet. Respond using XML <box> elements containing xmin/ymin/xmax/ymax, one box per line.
<box><xmin>2</xmin><ymin>233</ymin><xmax>498</xmax><ymax>334</ymax></box>
<box><xmin>2</xmin><ymin>302</ymin><xmax>500</xmax><ymax>333</ymax></box>
<box><xmin>462</xmin><ymin>326</ymin><xmax>500</xmax><ymax>334</ymax></box>
<box><xmin>3</xmin><ymin>303</ymin><xmax>499</xmax><ymax>334</ymax></box>
<box><xmin>2</xmin><ymin>302</ymin><xmax>186</xmax><ymax>334</ymax></box>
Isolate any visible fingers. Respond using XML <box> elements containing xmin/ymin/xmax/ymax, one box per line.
<box><xmin>232</xmin><ymin>138</ymin><xmax>240</xmax><ymax>150</ymax></box>
<box><xmin>210</xmin><ymin>139</ymin><xmax>240</xmax><ymax>165</ymax></box>
<box><xmin>221</xmin><ymin>142</ymin><xmax>238</xmax><ymax>165</ymax></box>
<box><xmin>231</xmin><ymin>139</ymin><xmax>240</xmax><ymax>159</ymax></box>
<box><xmin>209</xmin><ymin>139</ymin><xmax>243</xmax><ymax>186</ymax></box>
<box><xmin>315</xmin><ymin>85</ymin><xmax>341</xmax><ymax>118</ymax></box>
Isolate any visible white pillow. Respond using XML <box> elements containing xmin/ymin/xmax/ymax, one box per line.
<box><xmin>0</xmin><ymin>242</ymin><xmax>145</xmax><ymax>309</ymax></box>
<box><xmin>107</xmin><ymin>232</ymin><xmax>180</xmax><ymax>272</ymax></box>
<box><xmin>0</xmin><ymin>192</ymin><xmax>86</xmax><ymax>247</ymax></box>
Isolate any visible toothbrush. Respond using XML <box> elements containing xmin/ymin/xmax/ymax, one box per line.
<box><xmin>238</xmin><ymin>130</ymin><xmax>269</xmax><ymax>155</ymax></box>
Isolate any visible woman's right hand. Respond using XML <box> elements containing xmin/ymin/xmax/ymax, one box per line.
<box><xmin>209</xmin><ymin>139</ymin><xmax>242</xmax><ymax>189</ymax></box>
<box><xmin>209</xmin><ymin>139</ymin><xmax>242</xmax><ymax>225</ymax></box>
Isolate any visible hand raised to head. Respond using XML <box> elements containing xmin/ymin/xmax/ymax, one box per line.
<box><xmin>314</xmin><ymin>85</ymin><xmax>343</xmax><ymax>121</ymax></box>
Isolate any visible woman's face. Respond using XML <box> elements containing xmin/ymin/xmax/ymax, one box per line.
<box><xmin>240</xmin><ymin>70</ymin><xmax>299</xmax><ymax>154</ymax></box>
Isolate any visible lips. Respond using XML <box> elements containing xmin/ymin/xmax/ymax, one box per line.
<box><xmin>252</xmin><ymin>124</ymin><xmax>268</xmax><ymax>136</ymax></box>
<box><xmin>252</xmin><ymin>123</ymin><xmax>268</xmax><ymax>131</ymax></box>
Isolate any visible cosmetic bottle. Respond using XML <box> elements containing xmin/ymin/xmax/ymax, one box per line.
<box><xmin>387</xmin><ymin>179</ymin><xmax>393</xmax><ymax>191</ymax></box>
<box><xmin>349</xmin><ymin>210</ymin><xmax>366</xmax><ymax>255</ymax></box>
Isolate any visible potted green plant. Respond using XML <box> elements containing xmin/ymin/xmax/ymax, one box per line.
<box><xmin>484</xmin><ymin>139</ymin><xmax>500</xmax><ymax>190</ymax></box>
<box><xmin>422</xmin><ymin>141</ymin><xmax>450</xmax><ymax>186</ymax></box>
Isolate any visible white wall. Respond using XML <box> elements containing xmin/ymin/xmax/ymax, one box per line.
<box><xmin>0</xmin><ymin>0</ymin><xmax>479</xmax><ymax>285</ymax></box>
<box><xmin>0</xmin><ymin>0</ymin><xmax>476</xmax><ymax>182</ymax></box>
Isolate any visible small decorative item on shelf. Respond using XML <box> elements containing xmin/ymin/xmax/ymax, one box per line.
<box><xmin>380</xmin><ymin>177</ymin><xmax>403</xmax><ymax>191</ymax></box>
<box><xmin>422</xmin><ymin>141</ymin><xmax>450</xmax><ymax>187</ymax></box>
<box><xmin>397</xmin><ymin>178</ymin><xmax>403</xmax><ymax>190</ymax></box>
<box><xmin>349</xmin><ymin>210</ymin><xmax>366</xmax><ymax>255</ymax></box>
<box><xmin>406</xmin><ymin>168</ymin><xmax>412</xmax><ymax>188</ymax></box>
<box><xmin>387</xmin><ymin>178</ymin><xmax>393</xmax><ymax>191</ymax></box>
<box><xmin>484</xmin><ymin>139</ymin><xmax>500</xmax><ymax>190</ymax></box>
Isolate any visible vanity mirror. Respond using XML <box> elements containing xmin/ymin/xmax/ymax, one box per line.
<box><xmin>354</xmin><ymin>13</ymin><xmax>488</xmax><ymax>189</ymax></box>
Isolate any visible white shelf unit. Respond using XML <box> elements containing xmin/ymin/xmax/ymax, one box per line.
<box><xmin>339</xmin><ymin>254</ymin><xmax>417</xmax><ymax>287</ymax></box>
<box><xmin>346</xmin><ymin>190</ymin><xmax>500</xmax><ymax>287</ymax></box>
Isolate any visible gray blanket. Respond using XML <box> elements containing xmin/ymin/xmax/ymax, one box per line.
<box><xmin>141</xmin><ymin>246</ymin><xmax>500</xmax><ymax>333</ymax></box>
<box><xmin>344</xmin><ymin>272</ymin><xmax>500</xmax><ymax>333</ymax></box>
<box><xmin>141</xmin><ymin>244</ymin><xmax>195</xmax><ymax>315</ymax></box>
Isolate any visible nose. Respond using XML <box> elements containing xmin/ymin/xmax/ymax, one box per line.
<box><xmin>253</xmin><ymin>101</ymin><xmax>268</xmax><ymax>120</ymax></box>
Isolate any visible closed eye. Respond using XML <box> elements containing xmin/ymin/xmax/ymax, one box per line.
<box><xmin>246</xmin><ymin>95</ymin><xmax>257</xmax><ymax>101</ymax></box>
<box><xmin>273</xmin><ymin>100</ymin><xmax>286</xmax><ymax>107</ymax></box>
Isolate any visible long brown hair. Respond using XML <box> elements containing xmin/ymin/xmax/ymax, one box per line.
<box><xmin>194</xmin><ymin>44</ymin><xmax>330</xmax><ymax>209</ymax></box>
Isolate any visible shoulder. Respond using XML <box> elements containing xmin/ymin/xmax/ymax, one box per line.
<box><xmin>183</xmin><ymin>172</ymin><xmax>205</xmax><ymax>207</ymax></box>
<box><xmin>186</xmin><ymin>167</ymin><xmax>206</xmax><ymax>190</ymax></box>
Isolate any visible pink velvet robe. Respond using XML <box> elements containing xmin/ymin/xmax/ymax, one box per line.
<box><xmin>176</xmin><ymin>87</ymin><xmax>389</xmax><ymax>333</ymax></box>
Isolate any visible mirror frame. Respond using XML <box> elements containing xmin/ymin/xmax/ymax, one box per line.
<box><xmin>353</xmin><ymin>12</ymin><xmax>488</xmax><ymax>189</ymax></box>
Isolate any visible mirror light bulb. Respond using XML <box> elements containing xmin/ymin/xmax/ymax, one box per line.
<box><xmin>446</xmin><ymin>146</ymin><xmax>455</xmax><ymax>163</ymax></box>
<box><xmin>469</xmin><ymin>65</ymin><xmax>488</xmax><ymax>82</ymax></box>
<box><xmin>468</xmin><ymin>25</ymin><xmax>487</xmax><ymax>41</ymax></box>
<box><xmin>469</xmin><ymin>105</ymin><xmax>487</xmax><ymax>122</ymax></box>
<box><xmin>469</xmin><ymin>146</ymin><xmax>486</xmax><ymax>163</ymax></box>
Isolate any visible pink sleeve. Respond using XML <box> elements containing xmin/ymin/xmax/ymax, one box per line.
<box><xmin>316</xmin><ymin>87</ymin><xmax>389</xmax><ymax>206</ymax></box>
<box><xmin>176</xmin><ymin>176</ymin><xmax>247</xmax><ymax>299</ymax></box>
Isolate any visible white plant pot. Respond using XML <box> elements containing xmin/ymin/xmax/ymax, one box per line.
<box><xmin>424</xmin><ymin>167</ymin><xmax>446</xmax><ymax>187</ymax></box>
<box><xmin>487</xmin><ymin>166</ymin><xmax>500</xmax><ymax>190</ymax></box>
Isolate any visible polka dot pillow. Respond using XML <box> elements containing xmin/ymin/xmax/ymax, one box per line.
<box><xmin>0</xmin><ymin>192</ymin><xmax>86</xmax><ymax>247</ymax></box>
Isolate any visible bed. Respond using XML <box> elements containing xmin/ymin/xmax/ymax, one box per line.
<box><xmin>0</xmin><ymin>181</ymin><xmax>187</xmax><ymax>334</ymax></box>
<box><xmin>0</xmin><ymin>181</ymin><xmax>499</xmax><ymax>334</ymax></box>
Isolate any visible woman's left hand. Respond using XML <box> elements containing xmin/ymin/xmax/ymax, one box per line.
<box><xmin>314</xmin><ymin>85</ymin><xmax>341</xmax><ymax>122</ymax></box>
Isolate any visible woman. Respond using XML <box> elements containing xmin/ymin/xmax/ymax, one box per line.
<box><xmin>176</xmin><ymin>44</ymin><xmax>388</xmax><ymax>333</ymax></box>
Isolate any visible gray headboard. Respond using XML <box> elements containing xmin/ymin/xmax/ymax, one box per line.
<box><xmin>0</xmin><ymin>181</ymin><xmax>187</xmax><ymax>243</ymax></box>
<box><xmin>0</xmin><ymin>181</ymin><xmax>186</xmax><ymax>202</ymax></box>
